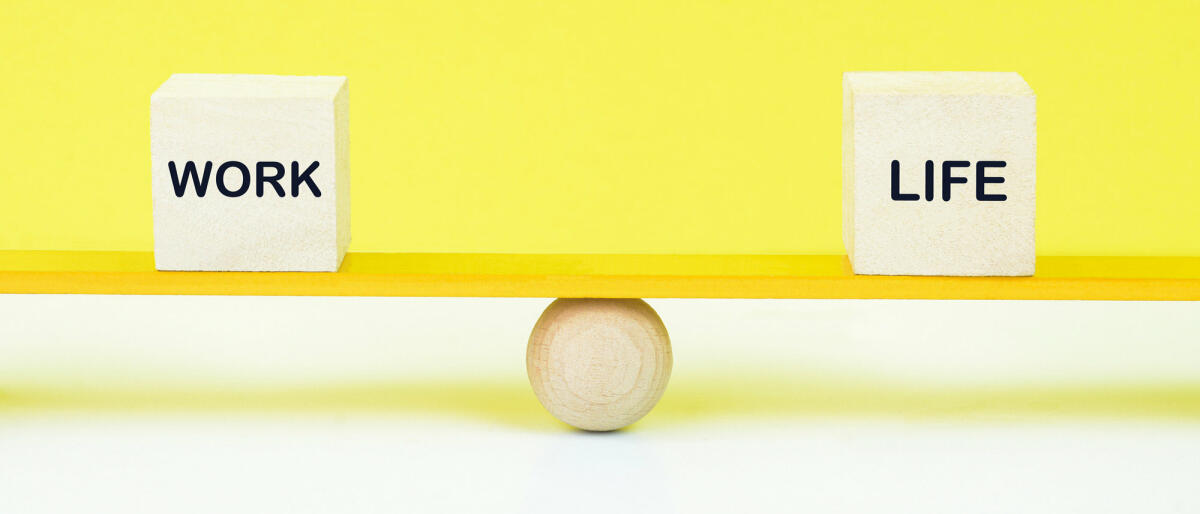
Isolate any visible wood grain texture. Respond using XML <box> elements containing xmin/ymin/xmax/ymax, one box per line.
<box><xmin>844</xmin><ymin>72</ymin><xmax>1036</xmax><ymax>276</ymax></box>
<box><xmin>0</xmin><ymin>252</ymin><xmax>1197</xmax><ymax>300</ymax></box>
<box><xmin>151</xmin><ymin>74</ymin><xmax>349</xmax><ymax>271</ymax></box>
<box><xmin>526</xmin><ymin>299</ymin><xmax>672</xmax><ymax>431</ymax></box>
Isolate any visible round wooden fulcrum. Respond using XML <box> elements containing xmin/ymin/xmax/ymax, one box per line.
<box><xmin>526</xmin><ymin>298</ymin><xmax>673</xmax><ymax>431</ymax></box>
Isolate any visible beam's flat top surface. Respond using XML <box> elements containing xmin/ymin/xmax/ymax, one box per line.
<box><xmin>1</xmin><ymin>251</ymin><xmax>1197</xmax><ymax>300</ymax></box>
<box><xmin>2</xmin><ymin>251</ymin><xmax>1198</xmax><ymax>278</ymax></box>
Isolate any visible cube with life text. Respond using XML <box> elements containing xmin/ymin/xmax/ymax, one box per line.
<box><xmin>842</xmin><ymin>72</ymin><xmax>1035</xmax><ymax>276</ymax></box>
<box><xmin>151</xmin><ymin>74</ymin><xmax>349</xmax><ymax>271</ymax></box>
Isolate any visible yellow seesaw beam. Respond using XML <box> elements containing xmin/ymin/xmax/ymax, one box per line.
<box><xmin>1</xmin><ymin>251</ymin><xmax>1198</xmax><ymax>300</ymax></box>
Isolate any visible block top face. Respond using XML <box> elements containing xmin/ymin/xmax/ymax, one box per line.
<box><xmin>844</xmin><ymin>72</ymin><xmax>1033</xmax><ymax>96</ymax></box>
<box><xmin>151</xmin><ymin>74</ymin><xmax>347</xmax><ymax>100</ymax></box>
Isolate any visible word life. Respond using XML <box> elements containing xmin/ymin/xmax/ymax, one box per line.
<box><xmin>890</xmin><ymin>160</ymin><xmax>1007</xmax><ymax>202</ymax></box>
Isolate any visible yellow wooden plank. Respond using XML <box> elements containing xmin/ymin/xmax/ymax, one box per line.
<box><xmin>0</xmin><ymin>251</ymin><xmax>1197</xmax><ymax>300</ymax></box>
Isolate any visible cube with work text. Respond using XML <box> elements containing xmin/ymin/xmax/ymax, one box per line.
<box><xmin>842</xmin><ymin>72</ymin><xmax>1035</xmax><ymax>276</ymax></box>
<box><xmin>151</xmin><ymin>74</ymin><xmax>349</xmax><ymax>271</ymax></box>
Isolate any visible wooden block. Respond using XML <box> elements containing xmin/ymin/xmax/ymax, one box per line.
<box><xmin>151</xmin><ymin>74</ymin><xmax>349</xmax><ymax>271</ymax></box>
<box><xmin>843</xmin><ymin>72</ymin><xmax>1035</xmax><ymax>276</ymax></box>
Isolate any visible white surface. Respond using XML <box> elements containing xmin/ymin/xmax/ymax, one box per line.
<box><xmin>2</xmin><ymin>297</ymin><xmax>1200</xmax><ymax>513</ymax></box>
<box><xmin>151</xmin><ymin>74</ymin><xmax>350</xmax><ymax>271</ymax></box>
<box><xmin>2</xmin><ymin>415</ymin><xmax>1199</xmax><ymax>514</ymax></box>
<box><xmin>843</xmin><ymin>71</ymin><xmax>1036</xmax><ymax>276</ymax></box>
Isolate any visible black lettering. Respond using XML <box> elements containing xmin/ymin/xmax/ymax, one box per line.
<box><xmin>216</xmin><ymin>161</ymin><xmax>250</xmax><ymax>197</ymax></box>
<box><xmin>256</xmin><ymin>162</ymin><xmax>286</xmax><ymax>197</ymax></box>
<box><xmin>976</xmin><ymin>161</ymin><xmax>1007</xmax><ymax>201</ymax></box>
<box><xmin>924</xmin><ymin>160</ymin><xmax>935</xmax><ymax>201</ymax></box>
<box><xmin>890</xmin><ymin>160</ymin><xmax>919</xmax><ymax>201</ymax></box>
<box><xmin>941</xmin><ymin>161</ymin><xmax>970</xmax><ymax>201</ymax></box>
<box><xmin>168</xmin><ymin>161</ymin><xmax>212</xmax><ymax>197</ymax></box>
<box><xmin>291</xmin><ymin>161</ymin><xmax>321</xmax><ymax>197</ymax></box>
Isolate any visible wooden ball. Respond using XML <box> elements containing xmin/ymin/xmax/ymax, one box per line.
<box><xmin>527</xmin><ymin>298</ymin><xmax>673</xmax><ymax>431</ymax></box>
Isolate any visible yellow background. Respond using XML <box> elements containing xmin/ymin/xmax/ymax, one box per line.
<box><xmin>1</xmin><ymin>1</ymin><xmax>1196</xmax><ymax>255</ymax></box>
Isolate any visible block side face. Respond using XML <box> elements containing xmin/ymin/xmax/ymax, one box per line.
<box><xmin>851</xmin><ymin>93</ymin><xmax>1036</xmax><ymax>276</ymax></box>
<box><xmin>152</xmin><ymin>96</ymin><xmax>340</xmax><ymax>271</ymax></box>
<box><xmin>334</xmin><ymin>81</ymin><xmax>351</xmax><ymax>265</ymax></box>
<box><xmin>842</xmin><ymin>76</ymin><xmax>856</xmax><ymax>262</ymax></box>
<box><xmin>845</xmin><ymin>72</ymin><xmax>1033</xmax><ymax>96</ymax></box>
<box><xmin>1028</xmin><ymin>95</ymin><xmax>1037</xmax><ymax>270</ymax></box>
